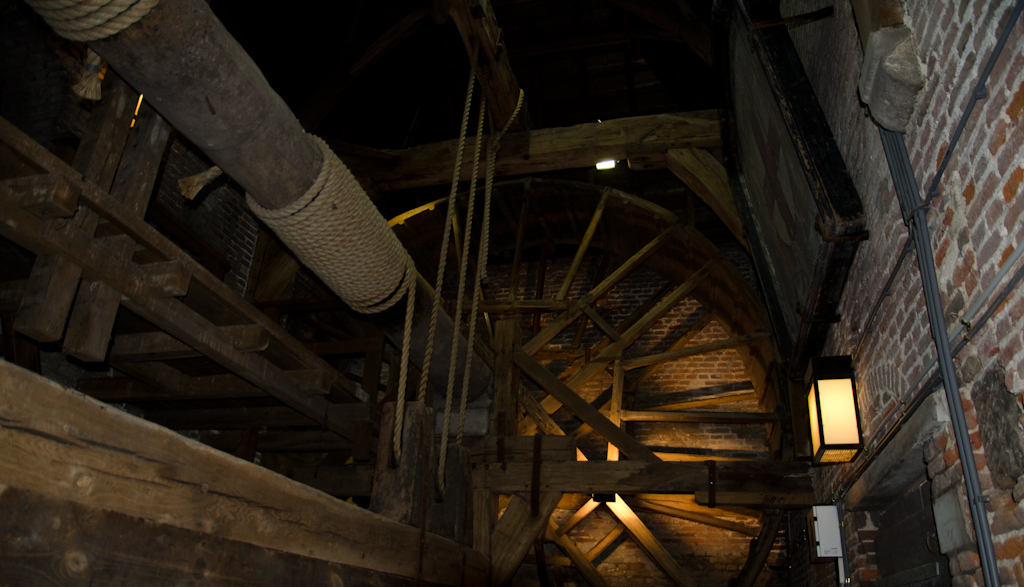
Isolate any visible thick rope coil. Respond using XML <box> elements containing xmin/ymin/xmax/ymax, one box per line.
<box><xmin>456</xmin><ymin>88</ymin><xmax>525</xmax><ymax>445</ymax></box>
<box><xmin>25</xmin><ymin>0</ymin><xmax>158</xmax><ymax>42</ymax></box>
<box><xmin>247</xmin><ymin>136</ymin><xmax>413</xmax><ymax>314</ymax></box>
<box><xmin>247</xmin><ymin>135</ymin><xmax>417</xmax><ymax>459</ymax></box>
<box><xmin>417</xmin><ymin>62</ymin><xmax>478</xmax><ymax>404</ymax></box>
<box><xmin>438</xmin><ymin>88</ymin><xmax>487</xmax><ymax>497</ymax></box>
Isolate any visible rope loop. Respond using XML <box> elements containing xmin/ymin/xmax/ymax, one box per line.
<box><xmin>25</xmin><ymin>0</ymin><xmax>158</xmax><ymax>42</ymax></box>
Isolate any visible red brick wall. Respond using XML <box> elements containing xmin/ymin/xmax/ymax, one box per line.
<box><xmin>782</xmin><ymin>0</ymin><xmax>1024</xmax><ymax>584</ymax></box>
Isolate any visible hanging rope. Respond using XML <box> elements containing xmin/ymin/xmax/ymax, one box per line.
<box><xmin>25</xmin><ymin>0</ymin><xmax>158</xmax><ymax>42</ymax></box>
<box><xmin>416</xmin><ymin>59</ymin><xmax>479</xmax><ymax>404</ymax></box>
<box><xmin>437</xmin><ymin>83</ymin><xmax>487</xmax><ymax>496</ymax></box>
<box><xmin>457</xmin><ymin>88</ymin><xmax>525</xmax><ymax>445</ymax></box>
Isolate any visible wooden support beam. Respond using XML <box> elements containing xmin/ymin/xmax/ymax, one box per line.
<box><xmin>607</xmin><ymin>359</ymin><xmax>625</xmax><ymax>462</ymax></box>
<box><xmin>626</xmin><ymin>498</ymin><xmax>759</xmax><ymax>536</ymax></box>
<box><xmin>555</xmin><ymin>499</ymin><xmax>600</xmax><ymax>537</ymax></box>
<box><xmin>111</xmin><ymin>325</ymin><xmax>270</xmax><ymax>361</ymax></box>
<box><xmin>370</xmin><ymin>112</ymin><xmax>719</xmax><ymax>191</ymax></box>
<box><xmin>695</xmin><ymin>492</ymin><xmax>815</xmax><ymax>508</ymax></box>
<box><xmin>646</xmin><ymin>390</ymin><xmax>759</xmax><ymax>411</ymax></box>
<box><xmin>474</xmin><ymin>460</ymin><xmax>811</xmax><ymax>495</ymax></box>
<box><xmin>282</xmin><ymin>464</ymin><xmax>376</xmax><ymax>497</ymax></box>
<box><xmin>618</xmin><ymin>410</ymin><xmax>780</xmax><ymax>424</ymax></box>
<box><xmin>547</xmin><ymin>517</ymin><xmax>609</xmax><ymax>587</ymax></box>
<box><xmin>0</xmin><ymin>487</ymin><xmax>458</xmax><ymax>587</ymax></box>
<box><xmin>523</xmin><ymin>224</ymin><xmax>682</xmax><ymax>356</ymax></box>
<box><xmin>490</xmin><ymin>492</ymin><xmax>561</xmax><ymax>586</ymax></box>
<box><xmin>146</xmin><ymin>404</ymin><xmax>374</xmax><ymax>430</ymax></box>
<box><xmin>734</xmin><ymin>510</ymin><xmax>784</xmax><ymax>587</ymax></box>
<box><xmin>632</xmin><ymin>494</ymin><xmax>762</xmax><ymax>519</ymax></box>
<box><xmin>515</xmin><ymin>349</ymin><xmax>657</xmax><ymax>463</ymax></box>
<box><xmin>0</xmin><ymin>360</ymin><xmax>486</xmax><ymax>585</ymax></box>
<box><xmin>2</xmin><ymin>172</ymin><xmax>80</xmax><ymax>219</ymax></box>
<box><xmin>606</xmin><ymin>496</ymin><xmax>697</xmax><ymax>587</ymax></box>
<box><xmin>448</xmin><ymin>0</ymin><xmax>526</xmax><ymax>132</ymax></box>
<box><xmin>370</xmin><ymin>402</ymin><xmax>433</xmax><ymax>526</ymax></box>
<box><xmin>13</xmin><ymin>77</ymin><xmax>135</xmax><ymax>343</ymax></box>
<box><xmin>523</xmin><ymin>259</ymin><xmax>717</xmax><ymax>434</ymax></box>
<box><xmin>476</xmin><ymin>299</ymin><xmax>570</xmax><ymax>314</ymax></box>
<box><xmin>623</xmin><ymin>332</ymin><xmax>770</xmax><ymax>371</ymax></box>
<box><xmin>557</xmin><ymin>189</ymin><xmax>609</xmax><ymax>300</ymax></box>
<box><xmin>63</xmin><ymin>103</ymin><xmax>173</xmax><ymax>362</ymax></box>
<box><xmin>580</xmin><ymin>304</ymin><xmax>620</xmax><ymax>342</ymax></box>
<box><xmin>666</xmin><ymin>148</ymin><xmax>748</xmax><ymax>252</ymax></box>
<box><xmin>492</xmin><ymin>318</ymin><xmax>520</xmax><ymax>436</ymax></box>
<box><xmin>474</xmin><ymin>488</ymin><xmax>496</xmax><ymax>554</ymax></box>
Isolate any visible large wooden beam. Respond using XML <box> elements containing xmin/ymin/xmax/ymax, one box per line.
<box><xmin>0</xmin><ymin>487</ymin><xmax>457</xmax><ymax>587</ymax></box>
<box><xmin>370</xmin><ymin>112</ymin><xmax>719</xmax><ymax>191</ymax></box>
<box><xmin>0</xmin><ymin>360</ymin><xmax>487</xmax><ymax>585</ymax></box>
<box><xmin>448</xmin><ymin>0</ymin><xmax>526</xmax><ymax>132</ymax></box>
<box><xmin>626</xmin><ymin>498</ymin><xmax>759</xmax><ymax>536</ymax></box>
<box><xmin>606</xmin><ymin>496</ymin><xmax>697</xmax><ymax>587</ymax></box>
<box><xmin>490</xmin><ymin>492</ymin><xmax>561</xmax><ymax>586</ymax></box>
<box><xmin>733</xmin><ymin>510</ymin><xmax>784</xmax><ymax>587</ymax></box>
<box><xmin>474</xmin><ymin>460</ymin><xmax>811</xmax><ymax>495</ymax></box>
<box><xmin>547</xmin><ymin>517</ymin><xmax>609</xmax><ymax>587</ymax></box>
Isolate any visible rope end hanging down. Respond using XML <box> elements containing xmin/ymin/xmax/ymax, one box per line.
<box><xmin>72</xmin><ymin>48</ymin><xmax>105</xmax><ymax>100</ymax></box>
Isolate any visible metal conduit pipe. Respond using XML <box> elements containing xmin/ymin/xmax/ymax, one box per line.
<box><xmin>70</xmin><ymin>0</ymin><xmax>491</xmax><ymax>399</ymax></box>
<box><xmin>879</xmin><ymin>127</ymin><xmax>999</xmax><ymax>586</ymax></box>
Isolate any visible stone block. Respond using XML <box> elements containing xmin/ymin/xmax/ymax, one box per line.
<box><xmin>934</xmin><ymin>490</ymin><xmax>971</xmax><ymax>554</ymax></box>
<box><xmin>859</xmin><ymin>25</ymin><xmax>926</xmax><ymax>132</ymax></box>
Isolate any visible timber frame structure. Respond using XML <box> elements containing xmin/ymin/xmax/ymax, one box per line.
<box><xmin>1</xmin><ymin>0</ymin><xmax>954</xmax><ymax>585</ymax></box>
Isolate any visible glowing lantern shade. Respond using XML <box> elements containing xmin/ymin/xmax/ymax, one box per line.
<box><xmin>806</xmin><ymin>356</ymin><xmax>862</xmax><ymax>464</ymax></box>
<box><xmin>595</xmin><ymin>159</ymin><xmax>616</xmax><ymax>170</ymax></box>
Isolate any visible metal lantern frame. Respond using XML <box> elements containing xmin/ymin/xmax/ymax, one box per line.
<box><xmin>805</xmin><ymin>355</ymin><xmax>863</xmax><ymax>464</ymax></box>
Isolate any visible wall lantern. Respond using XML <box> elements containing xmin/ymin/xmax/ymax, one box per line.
<box><xmin>806</xmin><ymin>355</ymin><xmax>863</xmax><ymax>464</ymax></box>
<box><xmin>595</xmin><ymin>159</ymin><xmax>616</xmax><ymax>170</ymax></box>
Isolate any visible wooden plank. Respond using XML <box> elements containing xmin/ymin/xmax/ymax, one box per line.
<box><xmin>626</xmin><ymin>498</ymin><xmax>759</xmax><ymax>536</ymax></box>
<box><xmin>523</xmin><ymin>224</ymin><xmax>682</xmax><ymax>356</ymax></box>
<box><xmin>63</xmin><ymin>104</ymin><xmax>175</xmax><ymax>362</ymax></box>
<box><xmin>557</xmin><ymin>189</ymin><xmax>609</xmax><ymax>300</ymax></box>
<box><xmin>0</xmin><ymin>314</ymin><xmax>39</xmax><ymax>373</ymax></box>
<box><xmin>585</xmin><ymin>522</ymin><xmax>626</xmax><ymax>562</ymax></box>
<box><xmin>145</xmin><ymin>405</ymin><xmax>375</xmax><ymax>430</ymax></box>
<box><xmin>474</xmin><ymin>436</ymin><xmax>576</xmax><ymax>464</ymax></box>
<box><xmin>622</xmin><ymin>332</ymin><xmax>770</xmax><ymax>370</ymax></box>
<box><xmin>83</xmin><ymin>368</ymin><xmax>268</xmax><ymax>402</ymax></box>
<box><xmin>606</xmin><ymin>496</ymin><xmax>697</xmax><ymax>587</ymax></box>
<box><xmin>515</xmin><ymin>349</ymin><xmax>657</xmax><ymax>463</ymax></box>
<box><xmin>111</xmin><ymin>325</ymin><xmax>270</xmax><ymax>361</ymax></box>
<box><xmin>525</xmin><ymin>260</ymin><xmax>718</xmax><ymax>432</ymax></box>
<box><xmin>666</xmin><ymin>148</ymin><xmax>748</xmax><ymax>252</ymax></box>
<box><xmin>474</xmin><ymin>488</ymin><xmax>496</xmax><ymax>554</ymax></box>
<box><xmin>122</xmin><ymin>295</ymin><xmax>360</xmax><ymax>441</ymax></box>
<box><xmin>626</xmin><ymin>313</ymin><xmax>714</xmax><ymax>392</ymax></box>
<box><xmin>518</xmin><ymin>385</ymin><xmax>569</xmax><ymax>437</ymax></box>
<box><xmin>548</xmin><ymin>518</ymin><xmax>609</xmax><ymax>587</ymax></box>
<box><xmin>490</xmin><ymin>492</ymin><xmax>561</xmax><ymax>586</ymax></box>
<box><xmin>0</xmin><ymin>360</ymin><xmax>487</xmax><ymax>585</ymax></box>
<box><xmin>633</xmin><ymin>494</ymin><xmax>762</xmax><ymax>519</ymax></box>
<box><xmin>647</xmin><ymin>390</ymin><xmax>759</xmax><ymax>411</ymax></box>
<box><xmin>371</xmin><ymin>112</ymin><xmax>719</xmax><ymax>191</ymax></box>
<box><xmin>734</xmin><ymin>510</ymin><xmax>784</xmax><ymax>587</ymax></box>
<box><xmin>474</xmin><ymin>460</ymin><xmax>812</xmax><ymax>495</ymax></box>
<box><xmin>580</xmin><ymin>304</ymin><xmax>620</xmax><ymax>342</ymax></box>
<box><xmin>0</xmin><ymin>280</ymin><xmax>26</xmax><ymax>313</ymax></box>
<box><xmin>282</xmin><ymin>464</ymin><xmax>376</xmax><ymax>497</ymax></box>
<box><xmin>607</xmin><ymin>359</ymin><xmax>624</xmax><ymax>462</ymax></box>
<box><xmin>554</xmin><ymin>499</ymin><xmax>600</xmax><ymax>537</ymax></box>
<box><xmin>618</xmin><ymin>410</ymin><xmax>779</xmax><ymax>423</ymax></box>
<box><xmin>694</xmin><ymin>492</ymin><xmax>815</xmax><ymax>508</ymax></box>
<box><xmin>3</xmin><ymin>172</ymin><xmax>80</xmax><ymax>219</ymax></box>
<box><xmin>0</xmin><ymin>487</ymin><xmax>454</xmax><ymax>587</ymax></box>
<box><xmin>477</xmin><ymin>299</ymin><xmax>571</xmax><ymax>314</ymax></box>
<box><xmin>492</xmin><ymin>318</ymin><xmax>520</xmax><ymax>437</ymax></box>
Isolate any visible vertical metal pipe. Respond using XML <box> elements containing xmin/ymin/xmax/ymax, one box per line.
<box><xmin>879</xmin><ymin>127</ymin><xmax>999</xmax><ymax>586</ymax></box>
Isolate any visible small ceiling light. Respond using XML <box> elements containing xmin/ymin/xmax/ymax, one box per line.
<box><xmin>595</xmin><ymin>159</ymin><xmax>616</xmax><ymax>170</ymax></box>
<box><xmin>806</xmin><ymin>355</ymin><xmax>862</xmax><ymax>464</ymax></box>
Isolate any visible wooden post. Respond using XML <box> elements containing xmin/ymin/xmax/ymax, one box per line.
<box><xmin>370</xmin><ymin>401</ymin><xmax>434</xmax><ymax>526</ymax></box>
<box><xmin>492</xmin><ymin>318</ymin><xmax>521</xmax><ymax>437</ymax></box>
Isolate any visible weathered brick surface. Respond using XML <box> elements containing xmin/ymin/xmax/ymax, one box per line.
<box><xmin>783</xmin><ymin>0</ymin><xmax>1024</xmax><ymax>584</ymax></box>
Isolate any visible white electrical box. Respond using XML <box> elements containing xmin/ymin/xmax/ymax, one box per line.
<box><xmin>809</xmin><ymin>505</ymin><xmax>843</xmax><ymax>560</ymax></box>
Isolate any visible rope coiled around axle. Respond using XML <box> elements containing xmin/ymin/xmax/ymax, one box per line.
<box><xmin>25</xmin><ymin>0</ymin><xmax>158</xmax><ymax>42</ymax></box>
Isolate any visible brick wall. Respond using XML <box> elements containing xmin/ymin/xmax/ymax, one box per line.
<box><xmin>151</xmin><ymin>135</ymin><xmax>259</xmax><ymax>297</ymax></box>
<box><xmin>781</xmin><ymin>0</ymin><xmax>1024</xmax><ymax>584</ymax></box>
